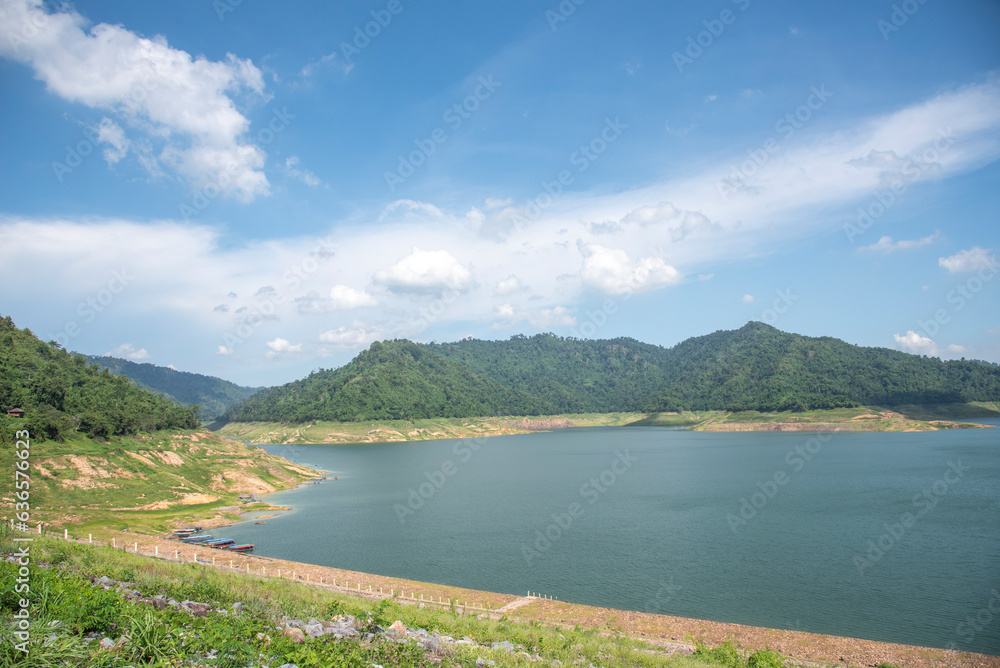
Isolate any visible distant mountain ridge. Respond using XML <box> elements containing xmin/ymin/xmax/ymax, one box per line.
<box><xmin>220</xmin><ymin>322</ymin><xmax>1000</xmax><ymax>424</ymax></box>
<box><xmin>86</xmin><ymin>355</ymin><xmax>261</xmax><ymax>422</ymax></box>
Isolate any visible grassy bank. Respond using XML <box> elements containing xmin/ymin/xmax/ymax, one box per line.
<box><xmin>0</xmin><ymin>429</ymin><xmax>315</xmax><ymax>537</ymax></box>
<box><xmin>215</xmin><ymin>404</ymin><xmax>997</xmax><ymax>445</ymax></box>
<box><xmin>0</xmin><ymin>529</ymin><xmax>804</xmax><ymax>668</ymax></box>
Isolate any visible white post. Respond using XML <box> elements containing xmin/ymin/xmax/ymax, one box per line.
<box><xmin>64</xmin><ymin>529</ymin><xmax>68</xmax><ymax>539</ymax></box>
<box><xmin>37</xmin><ymin>523</ymin><xmax>41</xmax><ymax>534</ymax></box>
<box><xmin>155</xmin><ymin>547</ymin><xmax>158</xmax><ymax>557</ymax></box>
<box><xmin>246</xmin><ymin>564</ymin><xmax>250</xmax><ymax>574</ymax></box>
<box><xmin>277</xmin><ymin>569</ymin><xmax>281</xmax><ymax>578</ymax></box>
<box><xmin>112</xmin><ymin>538</ymin><xmax>116</xmax><ymax>548</ymax></box>
<box><xmin>212</xmin><ymin>556</ymin><xmax>215</xmax><ymax>566</ymax></box>
<box><xmin>134</xmin><ymin>542</ymin><xmax>137</xmax><ymax>552</ymax></box>
<box><xmin>89</xmin><ymin>534</ymin><xmax>92</xmax><ymax>543</ymax></box>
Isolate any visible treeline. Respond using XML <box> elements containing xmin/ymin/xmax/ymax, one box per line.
<box><xmin>87</xmin><ymin>355</ymin><xmax>259</xmax><ymax>421</ymax></box>
<box><xmin>221</xmin><ymin>322</ymin><xmax>1000</xmax><ymax>424</ymax></box>
<box><xmin>0</xmin><ymin>316</ymin><xmax>198</xmax><ymax>442</ymax></box>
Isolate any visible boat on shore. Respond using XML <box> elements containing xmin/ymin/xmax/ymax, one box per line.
<box><xmin>225</xmin><ymin>544</ymin><xmax>254</xmax><ymax>552</ymax></box>
<box><xmin>181</xmin><ymin>535</ymin><xmax>215</xmax><ymax>543</ymax></box>
<box><xmin>204</xmin><ymin>538</ymin><xmax>235</xmax><ymax>548</ymax></box>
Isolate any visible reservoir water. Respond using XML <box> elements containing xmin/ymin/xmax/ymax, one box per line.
<box><xmin>222</xmin><ymin>423</ymin><xmax>1000</xmax><ymax>655</ymax></box>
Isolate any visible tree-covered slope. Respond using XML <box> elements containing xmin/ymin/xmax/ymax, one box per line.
<box><xmin>87</xmin><ymin>355</ymin><xmax>260</xmax><ymax>421</ymax></box>
<box><xmin>427</xmin><ymin>334</ymin><xmax>675</xmax><ymax>413</ymax></box>
<box><xmin>220</xmin><ymin>323</ymin><xmax>1000</xmax><ymax>424</ymax></box>
<box><xmin>223</xmin><ymin>339</ymin><xmax>554</xmax><ymax>423</ymax></box>
<box><xmin>645</xmin><ymin>321</ymin><xmax>1000</xmax><ymax>411</ymax></box>
<box><xmin>0</xmin><ymin>316</ymin><xmax>197</xmax><ymax>442</ymax></box>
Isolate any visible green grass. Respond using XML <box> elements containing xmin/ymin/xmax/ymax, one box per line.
<box><xmin>0</xmin><ymin>529</ymin><xmax>797</xmax><ymax>668</ymax></box>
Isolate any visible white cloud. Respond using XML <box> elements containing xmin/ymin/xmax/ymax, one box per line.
<box><xmin>579</xmin><ymin>244</ymin><xmax>682</xmax><ymax>295</ymax></box>
<box><xmin>0</xmin><ymin>0</ymin><xmax>269</xmax><ymax>200</ymax></box>
<box><xmin>532</xmin><ymin>306</ymin><xmax>576</xmax><ymax>328</ymax></box>
<box><xmin>318</xmin><ymin>323</ymin><xmax>381</xmax><ymax>350</ymax></box>
<box><xmin>742</xmin><ymin>294</ymin><xmax>755</xmax><ymax>303</ymax></box>
<box><xmin>894</xmin><ymin>331</ymin><xmax>939</xmax><ymax>356</ymax></box>
<box><xmin>938</xmin><ymin>247</ymin><xmax>996</xmax><ymax>273</ymax></box>
<box><xmin>216</xmin><ymin>345</ymin><xmax>233</xmax><ymax>356</ymax></box>
<box><xmin>329</xmin><ymin>285</ymin><xmax>377</xmax><ymax>309</ymax></box>
<box><xmin>494</xmin><ymin>274</ymin><xmax>526</xmax><ymax>296</ymax></box>
<box><xmin>300</xmin><ymin>51</ymin><xmax>351</xmax><ymax>77</ymax></box>
<box><xmin>947</xmin><ymin>344</ymin><xmax>967</xmax><ymax>354</ymax></box>
<box><xmin>860</xmin><ymin>232</ymin><xmax>942</xmax><ymax>253</ymax></box>
<box><xmin>106</xmin><ymin>343</ymin><xmax>150</xmax><ymax>360</ymax></box>
<box><xmin>379</xmin><ymin>199</ymin><xmax>444</xmax><ymax>222</ymax></box>
<box><xmin>265</xmin><ymin>337</ymin><xmax>302</xmax><ymax>359</ymax></box>
<box><xmin>94</xmin><ymin>117</ymin><xmax>130</xmax><ymax>165</ymax></box>
<box><xmin>484</xmin><ymin>197</ymin><xmax>512</xmax><ymax>210</ymax></box>
<box><xmin>698</xmin><ymin>274</ymin><xmax>714</xmax><ymax>281</ymax></box>
<box><xmin>283</xmin><ymin>156</ymin><xmax>322</xmax><ymax>187</ymax></box>
<box><xmin>373</xmin><ymin>248</ymin><xmax>474</xmax><ymax>294</ymax></box>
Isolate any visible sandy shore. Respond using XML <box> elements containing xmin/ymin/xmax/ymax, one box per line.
<box><xmin>100</xmin><ymin>530</ymin><xmax>998</xmax><ymax>668</ymax></box>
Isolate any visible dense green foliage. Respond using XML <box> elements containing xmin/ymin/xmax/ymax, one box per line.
<box><xmin>224</xmin><ymin>339</ymin><xmax>549</xmax><ymax>423</ymax></box>
<box><xmin>87</xmin><ymin>355</ymin><xmax>260</xmax><ymax>421</ymax></box>
<box><xmin>645</xmin><ymin>322</ymin><xmax>1000</xmax><ymax>411</ymax></box>
<box><xmin>0</xmin><ymin>316</ymin><xmax>197</xmax><ymax>442</ymax></box>
<box><xmin>223</xmin><ymin>322</ymin><xmax>1000</xmax><ymax>424</ymax></box>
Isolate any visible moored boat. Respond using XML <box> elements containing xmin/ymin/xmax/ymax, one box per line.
<box><xmin>225</xmin><ymin>544</ymin><xmax>254</xmax><ymax>552</ymax></box>
<box><xmin>205</xmin><ymin>539</ymin><xmax>235</xmax><ymax>548</ymax></box>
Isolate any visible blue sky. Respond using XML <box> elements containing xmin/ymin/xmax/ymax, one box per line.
<box><xmin>1</xmin><ymin>0</ymin><xmax>998</xmax><ymax>386</ymax></box>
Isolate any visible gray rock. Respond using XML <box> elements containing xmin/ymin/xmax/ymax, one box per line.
<box><xmin>167</xmin><ymin>598</ymin><xmax>180</xmax><ymax>607</ymax></box>
<box><xmin>99</xmin><ymin>637</ymin><xmax>115</xmax><ymax>649</ymax></box>
<box><xmin>303</xmin><ymin>622</ymin><xmax>325</xmax><ymax>638</ymax></box>
<box><xmin>232</xmin><ymin>601</ymin><xmax>244</xmax><ymax>612</ymax></box>
<box><xmin>97</xmin><ymin>576</ymin><xmax>114</xmax><ymax>587</ymax></box>
<box><xmin>491</xmin><ymin>641</ymin><xmax>516</xmax><ymax>652</ymax></box>
<box><xmin>277</xmin><ymin>664</ymin><xmax>300</xmax><ymax>668</ymax></box>
<box><xmin>285</xmin><ymin>619</ymin><xmax>303</xmax><ymax>629</ymax></box>
<box><xmin>476</xmin><ymin>660</ymin><xmax>496</xmax><ymax>667</ymax></box>
<box><xmin>181</xmin><ymin>601</ymin><xmax>212</xmax><ymax>617</ymax></box>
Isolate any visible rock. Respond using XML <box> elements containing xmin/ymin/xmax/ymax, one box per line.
<box><xmin>551</xmin><ymin>661</ymin><xmax>563</xmax><ymax>666</ymax></box>
<box><xmin>304</xmin><ymin>622</ymin><xmax>325</xmax><ymax>638</ymax></box>
<box><xmin>282</xmin><ymin>627</ymin><xmax>305</xmax><ymax>644</ymax></box>
<box><xmin>167</xmin><ymin>598</ymin><xmax>180</xmax><ymax>608</ymax></box>
<box><xmin>277</xmin><ymin>664</ymin><xmax>300</xmax><ymax>668</ymax></box>
<box><xmin>181</xmin><ymin>601</ymin><xmax>212</xmax><ymax>617</ymax></box>
<box><xmin>476</xmin><ymin>660</ymin><xmax>496</xmax><ymax>667</ymax></box>
<box><xmin>99</xmin><ymin>638</ymin><xmax>115</xmax><ymax>650</ymax></box>
<box><xmin>285</xmin><ymin>619</ymin><xmax>303</xmax><ymax>629</ymax></box>
<box><xmin>491</xmin><ymin>641</ymin><xmax>515</xmax><ymax>652</ymax></box>
<box><xmin>387</xmin><ymin>620</ymin><xmax>408</xmax><ymax>637</ymax></box>
<box><xmin>97</xmin><ymin>576</ymin><xmax>114</xmax><ymax>587</ymax></box>
<box><xmin>232</xmin><ymin>601</ymin><xmax>244</xmax><ymax>613</ymax></box>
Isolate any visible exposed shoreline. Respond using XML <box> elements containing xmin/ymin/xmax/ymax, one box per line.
<box><xmin>104</xmin><ymin>529</ymin><xmax>999</xmax><ymax>668</ymax></box>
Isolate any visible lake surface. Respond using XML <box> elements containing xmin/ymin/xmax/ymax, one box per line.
<box><xmin>222</xmin><ymin>423</ymin><xmax>1000</xmax><ymax>655</ymax></box>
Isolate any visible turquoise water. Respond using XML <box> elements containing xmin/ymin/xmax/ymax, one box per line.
<box><xmin>222</xmin><ymin>423</ymin><xmax>1000</xmax><ymax>655</ymax></box>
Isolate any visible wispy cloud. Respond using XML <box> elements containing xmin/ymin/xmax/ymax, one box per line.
<box><xmin>859</xmin><ymin>231</ymin><xmax>942</xmax><ymax>253</ymax></box>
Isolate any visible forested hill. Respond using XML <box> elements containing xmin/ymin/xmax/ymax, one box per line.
<box><xmin>223</xmin><ymin>339</ymin><xmax>553</xmax><ymax>423</ymax></box>
<box><xmin>221</xmin><ymin>322</ymin><xmax>1000</xmax><ymax>424</ymax></box>
<box><xmin>87</xmin><ymin>355</ymin><xmax>260</xmax><ymax>421</ymax></box>
<box><xmin>0</xmin><ymin>316</ymin><xmax>197</xmax><ymax>442</ymax></box>
<box><xmin>645</xmin><ymin>321</ymin><xmax>1000</xmax><ymax>411</ymax></box>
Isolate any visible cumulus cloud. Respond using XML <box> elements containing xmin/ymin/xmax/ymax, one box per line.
<box><xmin>94</xmin><ymin>117</ymin><xmax>130</xmax><ymax>165</ymax></box>
<box><xmin>491</xmin><ymin>303</ymin><xmax>576</xmax><ymax>330</ymax></box>
<box><xmin>938</xmin><ymin>247</ymin><xmax>996</xmax><ymax>273</ymax></box>
<box><xmin>894</xmin><ymin>331</ymin><xmax>939</xmax><ymax>356</ymax></box>
<box><xmin>216</xmin><ymin>345</ymin><xmax>233</xmax><ymax>356</ymax></box>
<box><xmin>860</xmin><ymin>232</ymin><xmax>942</xmax><ymax>253</ymax></box>
<box><xmin>106</xmin><ymin>343</ymin><xmax>150</xmax><ymax>360</ymax></box>
<box><xmin>265</xmin><ymin>337</ymin><xmax>302</xmax><ymax>358</ymax></box>
<box><xmin>373</xmin><ymin>248</ymin><xmax>473</xmax><ymax>294</ymax></box>
<box><xmin>0</xmin><ymin>0</ymin><xmax>269</xmax><ymax>200</ymax></box>
<box><xmin>494</xmin><ymin>275</ymin><xmax>526</xmax><ymax>296</ymax></box>
<box><xmin>742</xmin><ymin>294</ymin><xmax>754</xmax><ymax>303</ymax></box>
<box><xmin>318</xmin><ymin>323</ymin><xmax>381</xmax><ymax>350</ymax></box>
<box><xmin>947</xmin><ymin>344</ymin><xmax>967</xmax><ymax>354</ymax></box>
<box><xmin>579</xmin><ymin>244</ymin><xmax>682</xmax><ymax>295</ymax></box>
<box><xmin>296</xmin><ymin>285</ymin><xmax>377</xmax><ymax>313</ymax></box>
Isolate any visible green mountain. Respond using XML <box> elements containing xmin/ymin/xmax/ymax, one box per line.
<box><xmin>87</xmin><ymin>355</ymin><xmax>260</xmax><ymax>421</ymax></box>
<box><xmin>221</xmin><ymin>322</ymin><xmax>1000</xmax><ymax>424</ymax></box>
<box><xmin>0</xmin><ymin>316</ymin><xmax>197</xmax><ymax>442</ymax></box>
<box><xmin>223</xmin><ymin>339</ymin><xmax>550</xmax><ymax>423</ymax></box>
